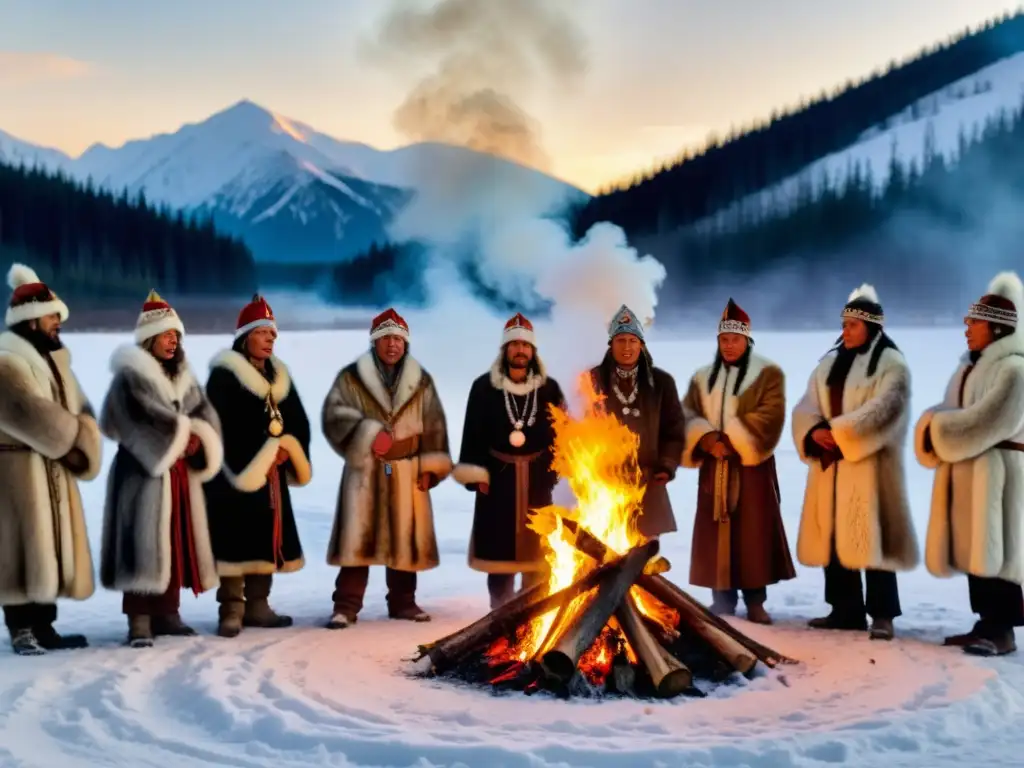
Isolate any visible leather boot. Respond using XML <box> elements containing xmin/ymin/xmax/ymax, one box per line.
<box><xmin>152</xmin><ymin>613</ymin><xmax>197</xmax><ymax>637</ymax></box>
<box><xmin>217</xmin><ymin>576</ymin><xmax>245</xmax><ymax>638</ymax></box>
<box><xmin>243</xmin><ymin>574</ymin><xmax>293</xmax><ymax>628</ymax></box>
<box><xmin>128</xmin><ymin>615</ymin><xmax>154</xmax><ymax>648</ymax></box>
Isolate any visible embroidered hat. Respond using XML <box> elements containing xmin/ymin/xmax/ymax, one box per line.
<box><xmin>842</xmin><ymin>284</ymin><xmax>884</xmax><ymax>326</ymax></box>
<box><xmin>608</xmin><ymin>304</ymin><xmax>645</xmax><ymax>341</ymax></box>
<box><xmin>967</xmin><ymin>271</ymin><xmax>1024</xmax><ymax>328</ymax></box>
<box><xmin>370</xmin><ymin>308</ymin><xmax>409</xmax><ymax>342</ymax></box>
<box><xmin>5</xmin><ymin>263</ymin><xmax>69</xmax><ymax>328</ymax></box>
<box><xmin>718</xmin><ymin>298</ymin><xmax>751</xmax><ymax>338</ymax></box>
<box><xmin>502</xmin><ymin>312</ymin><xmax>535</xmax><ymax>346</ymax></box>
<box><xmin>235</xmin><ymin>294</ymin><xmax>277</xmax><ymax>339</ymax></box>
<box><xmin>135</xmin><ymin>289</ymin><xmax>184</xmax><ymax>344</ymax></box>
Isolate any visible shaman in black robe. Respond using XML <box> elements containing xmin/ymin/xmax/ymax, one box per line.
<box><xmin>454</xmin><ymin>358</ymin><xmax>566</xmax><ymax>573</ymax></box>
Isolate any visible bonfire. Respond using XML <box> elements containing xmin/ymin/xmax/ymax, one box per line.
<box><xmin>411</xmin><ymin>375</ymin><xmax>796</xmax><ymax>699</ymax></box>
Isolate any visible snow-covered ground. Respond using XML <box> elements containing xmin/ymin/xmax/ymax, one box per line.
<box><xmin>3</xmin><ymin>324</ymin><xmax>1024</xmax><ymax>768</ymax></box>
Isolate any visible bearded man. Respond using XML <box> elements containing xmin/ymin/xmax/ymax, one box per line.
<box><xmin>681</xmin><ymin>299</ymin><xmax>796</xmax><ymax>624</ymax></box>
<box><xmin>322</xmin><ymin>308</ymin><xmax>452</xmax><ymax>628</ymax></box>
<box><xmin>792</xmin><ymin>284</ymin><xmax>919</xmax><ymax>641</ymax></box>
<box><xmin>588</xmin><ymin>305</ymin><xmax>685</xmax><ymax>539</ymax></box>
<box><xmin>204</xmin><ymin>295</ymin><xmax>313</xmax><ymax>638</ymax></box>
<box><xmin>0</xmin><ymin>264</ymin><xmax>102</xmax><ymax>655</ymax></box>
<box><xmin>917</xmin><ymin>272</ymin><xmax>1024</xmax><ymax>656</ymax></box>
<box><xmin>453</xmin><ymin>313</ymin><xmax>566</xmax><ymax>609</ymax></box>
<box><xmin>99</xmin><ymin>291</ymin><xmax>224</xmax><ymax>647</ymax></box>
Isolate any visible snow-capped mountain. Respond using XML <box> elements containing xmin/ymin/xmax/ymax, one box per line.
<box><xmin>0</xmin><ymin>99</ymin><xmax>584</xmax><ymax>264</ymax></box>
<box><xmin>701</xmin><ymin>51</ymin><xmax>1024</xmax><ymax>229</ymax></box>
<box><xmin>0</xmin><ymin>129</ymin><xmax>70</xmax><ymax>173</ymax></box>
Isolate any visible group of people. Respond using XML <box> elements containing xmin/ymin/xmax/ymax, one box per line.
<box><xmin>0</xmin><ymin>260</ymin><xmax>1021</xmax><ymax>662</ymax></box>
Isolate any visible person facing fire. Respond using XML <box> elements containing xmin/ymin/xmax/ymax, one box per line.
<box><xmin>321</xmin><ymin>308</ymin><xmax>452</xmax><ymax>628</ymax></box>
<box><xmin>203</xmin><ymin>295</ymin><xmax>313</xmax><ymax>638</ymax></box>
<box><xmin>680</xmin><ymin>298</ymin><xmax>796</xmax><ymax>624</ymax></box>
<box><xmin>98</xmin><ymin>290</ymin><xmax>224</xmax><ymax>647</ymax></box>
<box><xmin>453</xmin><ymin>313</ymin><xmax>567</xmax><ymax>609</ymax></box>
<box><xmin>588</xmin><ymin>305</ymin><xmax>685</xmax><ymax>539</ymax></box>
<box><xmin>916</xmin><ymin>271</ymin><xmax>1024</xmax><ymax>656</ymax></box>
<box><xmin>0</xmin><ymin>263</ymin><xmax>103</xmax><ymax>655</ymax></box>
<box><xmin>792</xmin><ymin>284</ymin><xmax>919</xmax><ymax>641</ymax></box>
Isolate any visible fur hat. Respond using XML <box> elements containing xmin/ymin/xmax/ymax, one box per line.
<box><xmin>842</xmin><ymin>283</ymin><xmax>884</xmax><ymax>326</ymax></box>
<box><xmin>718</xmin><ymin>298</ymin><xmax>751</xmax><ymax>338</ymax></box>
<box><xmin>967</xmin><ymin>271</ymin><xmax>1024</xmax><ymax>328</ymax></box>
<box><xmin>135</xmin><ymin>289</ymin><xmax>184</xmax><ymax>344</ymax></box>
<box><xmin>5</xmin><ymin>263</ymin><xmax>69</xmax><ymax>328</ymax></box>
<box><xmin>235</xmin><ymin>294</ymin><xmax>276</xmax><ymax>340</ymax></box>
<box><xmin>502</xmin><ymin>312</ymin><xmax>535</xmax><ymax>346</ymax></box>
<box><xmin>608</xmin><ymin>304</ymin><xmax>645</xmax><ymax>342</ymax></box>
<box><xmin>370</xmin><ymin>308</ymin><xmax>409</xmax><ymax>342</ymax></box>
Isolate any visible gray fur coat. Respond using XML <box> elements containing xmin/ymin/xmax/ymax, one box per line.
<box><xmin>99</xmin><ymin>344</ymin><xmax>223</xmax><ymax>594</ymax></box>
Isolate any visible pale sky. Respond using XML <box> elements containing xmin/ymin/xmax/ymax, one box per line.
<box><xmin>1</xmin><ymin>0</ymin><xmax>1019</xmax><ymax>192</ymax></box>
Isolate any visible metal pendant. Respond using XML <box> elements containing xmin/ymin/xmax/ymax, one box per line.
<box><xmin>384</xmin><ymin>462</ymin><xmax>392</xmax><ymax>476</ymax></box>
<box><xmin>268</xmin><ymin>416</ymin><xmax>284</xmax><ymax>437</ymax></box>
<box><xmin>509</xmin><ymin>429</ymin><xmax>526</xmax><ymax>447</ymax></box>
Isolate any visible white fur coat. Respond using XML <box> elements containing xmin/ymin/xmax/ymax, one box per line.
<box><xmin>915</xmin><ymin>331</ymin><xmax>1024</xmax><ymax>584</ymax></box>
<box><xmin>792</xmin><ymin>336</ymin><xmax>919</xmax><ymax>571</ymax></box>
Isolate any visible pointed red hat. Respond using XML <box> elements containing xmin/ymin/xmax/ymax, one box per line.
<box><xmin>135</xmin><ymin>289</ymin><xmax>184</xmax><ymax>343</ymax></box>
<box><xmin>235</xmin><ymin>294</ymin><xmax>277</xmax><ymax>339</ymax></box>
<box><xmin>718</xmin><ymin>298</ymin><xmax>751</xmax><ymax>338</ymax></box>
<box><xmin>370</xmin><ymin>308</ymin><xmax>409</xmax><ymax>342</ymax></box>
<box><xmin>501</xmin><ymin>312</ymin><xmax>535</xmax><ymax>346</ymax></box>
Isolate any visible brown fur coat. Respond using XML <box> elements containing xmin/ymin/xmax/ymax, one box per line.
<box><xmin>0</xmin><ymin>331</ymin><xmax>102</xmax><ymax>605</ymax></box>
<box><xmin>322</xmin><ymin>352</ymin><xmax>452</xmax><ymax>571</ymax></box>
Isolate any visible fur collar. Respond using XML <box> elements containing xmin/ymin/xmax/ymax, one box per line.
<box><xmin>209</xmin><ymin>349</ymin><xmax>292</xmax><ymax>402</ymax></box>
<box><xmin>0</xmin><ymin>330</ymin><xmax>70</xmax><ymax>389</ymax></box>
<box><xmin>110</xmin><ymin>343</ymin><xmax>195</xmax><ymax>405</ymax></box>
<box><xmin>958</xmin><ymin>329</ymin><xmax>1024</xmax><ymax>400</ymax></box>
<box><xmin>697</xmin><ymin>352</ymin><xmax>769</xmax><ymax>398</ymax></box>
<box><xmin>488</xmin><ymin>352</ymin><xmax>547</xmax><ymax>396</ymax></box>
<box><xmin>355</xmin><ymin>351</ymin><xmax>423</xmax><ymax>413</ymax></box>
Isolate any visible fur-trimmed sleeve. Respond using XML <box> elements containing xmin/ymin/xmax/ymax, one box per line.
<box><xmin>453</xmin><ymin>377</ymin><xmax>491</xmax><ymax>487</ymax></box>
<box><xmin>322</xmin><ymin>369</ymin><xmax>384</xmax><ymax>467</ymax></box>
<box><xmin>655</xmin><ymin>372</ymin><xmax>685</xmax><ymax>479</ymax></box>
<box><xmin>277</xmin><ymin>383</ymin><xmax>312</xmax><ymax>487</ymax></box>
<box><xmin>66</xmin><ymin>370</ymin><xmax>103</xmax><ymax>481</ymax></box>
<box><xmin>418</xmin><ymin>375</ymin><xmax>453</xmax><ymax>481</ymax></box>
<box><xmin>829</xmin><ymin>357</ymin><xmax>910</xmax><ymax>463</ymax></box>
<box><xmin>724</xmin><ymin>365</ymin><xmax>786</xmax><ymax>467</ymax></box>
<box><xmin>792</xmin><ymin>367</ymin><xmax>827</xmax><ymax>465</ymax></box>
<box><xmin>930</xmin><ymin>359</ymin><xmax>1024</xmax><ymax>464</ymax></box>
<box><xmin>913</xmin><ymin>407</ymin><xmax>943</xmax><ymax>469</ymax></box>
<box><xmin>100</xmin><ymin>370</ymin><xmax>191</xmax><ymax>478</ymax></box>
<box><xmin>680</xmin><ymin>375</ymin><xmax>713</xmax><ymax>468</ymax></box>
<box><xmin>184</xmin><ymin>383</ymin><xmax>224</xmax><ymax>484</ymax></box>
<box><xmin>0</xmin><ymin>355</ymin><xmax>83</xmax><ymax>461</ymax></box>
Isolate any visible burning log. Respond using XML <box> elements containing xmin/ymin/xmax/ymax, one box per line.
<box><xmin>540</xmin><ymin>540</ymin><xmax>659</xmax><ymax>683</ymax></box>
<box><xmin>616</xmin><ymin>592</ymin><xmax>692</xmax><ymax>698</ymax></box>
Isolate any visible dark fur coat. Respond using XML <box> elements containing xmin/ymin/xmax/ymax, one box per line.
<box><xmin>99</xmin><ymin>344</ymin><xmax>223</xmax><ymax>594</ymax></box>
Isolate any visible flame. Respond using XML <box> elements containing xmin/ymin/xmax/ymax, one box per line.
<box><xmin>517</xmin><ymin>372</ymin><xmax>649</xmax><ymax>662</ymax></box>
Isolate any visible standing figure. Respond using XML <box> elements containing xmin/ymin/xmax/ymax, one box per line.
<box><xmin>681</xmin><ymin>299</ymin><xmax>796</xmax><ymax>623</ymax></box>
<box><xmin>322</xmin><ymin>309</ymin><xmax>452</xmax><ymax>628</ymax></box>
<box><xmin>917</xmin><ymin>272</ymin><xmax>1024</xmax><ymax>656</ymax></box>
<box><xmin>204</xmin><ymin>295</ymin><xmax>312</xmax><ymax>638</ymax></box>
<box><xmin>99</xmin><ymin>291</ymin><xmax>224</xmax><ymax>648</ymax></box>
<box><xmin>0</xmin><ymin>264</ymin><xmax>102</xmax><ymax>655</ymax></box>
<box><xmin>792</xmin><ymin>284</ymin><xmax>919</xmax><ymax>640</ymax></box>
<box><xmin>453</xmin><ymin>313</ymin><xmax>567</xmax><ymax>609</ymax></box>
<box><xmin>588</xmin><ymin>305</ymin><xmax>685</xmax><ymax>539</ymax></box>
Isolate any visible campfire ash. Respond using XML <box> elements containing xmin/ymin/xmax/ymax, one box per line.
<box><xmin>411</xmin><ymin>376</ymin><xmax>796</xmax><ymax>699</ymax></box>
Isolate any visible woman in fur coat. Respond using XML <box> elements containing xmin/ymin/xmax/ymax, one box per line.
<box><xmin>204</xmin><ymin>295</ymin><xmax>312</xmax><ymax>638</ymax></box>
<box><xmin>99</xmin><ymin>292</ymin><xmax>223</xmax><ymax>647</ymax></box>
<box><xmin>681</xmin><ymin>299</ymin><xmax>795</xmax><ymax>624</ymax></box>
<box><xmin>916</xmin><ymin>272</ymin><xmax>1024</xmax><ymax>656</ymax></box>
<box><xmin>792</xmin><ymin>284</ymin><xmax>919</xmax><ymax>641</ymax></box>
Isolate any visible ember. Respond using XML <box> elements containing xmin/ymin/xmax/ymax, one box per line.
<box><xmin>411</xmin><ymin>374</ymin><xmax>796</xmax><ymax>699</ymax></box>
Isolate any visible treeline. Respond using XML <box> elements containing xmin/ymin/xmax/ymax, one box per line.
<box><xmin>0</xmin><ymin>161</ymin><xmax>257</xmax><ymax>299</ymax></box>
<box><xmin>571</xmin><ymin>9</ymin><xmax>1024</xmax><ymax>240</ymax></box>
<box><xmin>325</xmin><ymin>240</ymin><xmax>429</xmax><ymax>307</ymax></box>
<box><xmin>650</xmin><ymin>95</ymin><xmax>1024</xmax><ymax>324</ymax></box>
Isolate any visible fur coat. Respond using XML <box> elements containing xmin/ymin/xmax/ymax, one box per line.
<box><xmin>0</xmin><ymin>331</ymin><xmax>102</xmax><ymax>605</ymax></box>
<box><xmin>322</xmin><ymin>351</ymin><xmax>452</xmax><ymax>571</ymax></box>
<box><xmin>681</xmin><ymin>352</ymin><xmax>796</xmax><ymax>590</ymax></box>
<box><xmin>204</xmin><ymin>351</ymin><xmax>312</xmax><ymax>576</ymax></box>
<box><xmin>792</xmin><ymin>335</ymin><xmax>919</xmax><ymax>571</ymax></box>
<box><xmin>916</xmin><ymin>331</ymin><xmax>1024</xmax><ymax>584</ymax></box>
<box><xmin>98</xmin><ymin>344</ymin><xmax>223</xmax><ymax>594</ymax></box>
<box><xmin>453</xmin><ymin>355</ymin><xmax>565</xmax><ymax>573</ymax></box>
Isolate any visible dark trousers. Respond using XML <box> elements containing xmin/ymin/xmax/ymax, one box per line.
<box><xmin>824</xmin><ymin>554</ymin><xmax>901</xmax><ymax>620</ymax></box>
<box><xmin>969</xmin><ymin>574</ymin><xmax>1024</xmax><ymax>633</ymax></box>
<box><xmin>712</xmin><ymin>587</ymin><xmax>767</xmax><ymax>609</ymax></box>
<box><xmin>333</xmin><ymin>566</ymin><xmax>416</xmax><ymax>615</ymax></box>
<box><xmin>487</xmin><ymin>571</ymin><xmax>547</xmax><ymax>609</ymax></box>
<box><xmin>3</xmin><ymin>603</ymin><xmax>57</xmax><ymax>633</ymax></box>
<box><xmin>122</xmin><ymin>582</ymin><xmax>181</xmax><ymax>617</ymax></box>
